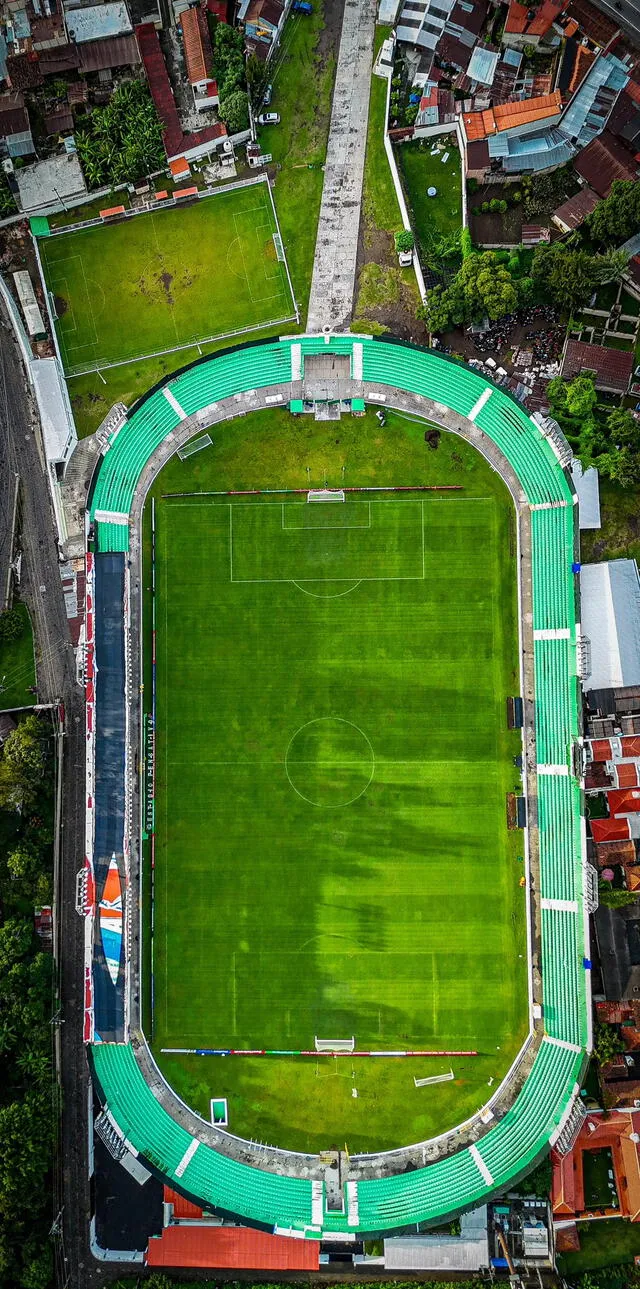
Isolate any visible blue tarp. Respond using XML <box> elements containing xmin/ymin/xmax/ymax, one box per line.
<box><xmin>93</xmin><ymin>552</ymin><xmax>126</xmax><ymax>1040</ymax></box>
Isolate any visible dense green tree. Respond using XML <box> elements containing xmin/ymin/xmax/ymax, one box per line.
<box><xmin>395</xmin><ymin>229</ymin><xmax>414</xmax><ymax>253</ymax></box>
<box><xmin>419</xmin><ymin>251</ymin><xmax>518</xmax><ymax>331</ymax></box>
<box><xmin>0</xmin><ymin>716</ymin><xmax>46</xmax><ymax>810</ymax></box>
<box><xmin>587</xmin><ymin>179</ymin><xmax>640</xmax><ymax>246</ymax></box>
<box><xmin>594</xmin><ymin>1020</ymin><xmax>625</xmax><ymax>1066</ymax></box>
<box><xmin>219</xmin><ymin>88</ymin><xmax>249</xmax><ymax>134</ymax></box>
<box><xmin>75</xmin><ymin>80</ymin><xmax>164</xmax><ymax>189</ymax></box>
<box><xmin>606</xmin><ymin>406</ymin><xmax>640</xmax><ymax>449</ymax></box>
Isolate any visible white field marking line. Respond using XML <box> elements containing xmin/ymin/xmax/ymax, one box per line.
<box><xmin>48</xmin><ymin>271</ymin><xmax>78</xmax><ymax>343</ymax></box>
<box><xmin>229</xmin><ymin>504</ymin><xmax>233</xmax><ymax>583</ymax></box>
<box><xmin>280</xmin><ymin>500</ymin><xmax>372</xmax><ymax>531</ymax></box>
<box><xmin>233</xmin><ymin>207</ymin><xmax>286</xmax><ymax>308</ymax></box>
<box><xmin>291</xmin><ymin>580</ymin><xmax>362</xmax><ymax>599</ymax></box>
<box><xmin>77</xmin><ymin>253</ymin><xmax>101</xmax><ymax>352</ymax></box>
<box><xmin>229</xmin><ymin>501</ymin><xmax>425</xmax><ymax>583</ymax></box>
<box><xmin>470</xmin><ymin>1143</ymin><xmax>493</xmax><ymax>1187</ymax></box>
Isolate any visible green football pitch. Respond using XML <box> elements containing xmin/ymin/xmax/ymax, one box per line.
<box><xmin>147</xmin><ymin>409</ymin><xmax>527</xmax><ymax>1153</ymax></box>
<box><xmin>38</xmin><ymin>183</ymin><xmax>295</xmax><ymax>376</ymax></box>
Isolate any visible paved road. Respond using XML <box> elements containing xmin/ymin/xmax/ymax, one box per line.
<box><xmin>306</xmin><ymin>0</ymin><xmax>378</xmax><ymax>332</ymax></box>
<box><xmin>0</xmin><ymin>309</ymin><xmax>99</xmax><ymax>1289</ymax></box>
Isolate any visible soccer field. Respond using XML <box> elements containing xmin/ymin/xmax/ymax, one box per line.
<box><xmin>38</xmin><ymin>183</ymin><xmax>295</xmax><ymax>375</ymax></box>
<box><xmin>148</xmin><ymin>413</ymin><xmax>527</xmax><ymax>1152</ymax></box>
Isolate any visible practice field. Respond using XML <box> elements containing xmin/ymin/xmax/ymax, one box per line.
<box><xmin>147</xmin><ymin>412</ymin><xmax>527</xmax><ymax>1153</ymax></box>
<box><xmin>38</xmin><ymin>183</ymin><xmax>295</xmax><ymax>376</ymax></box>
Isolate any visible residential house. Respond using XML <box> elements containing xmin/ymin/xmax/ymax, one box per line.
<box><xmin>136</xmin><ymin>21</ymin><xmax>227</xmax><ymax>162</ymax></box>
<box><xmin>179</xmin><ymin>6</ymin><xmax>217</xmax><ymax>110</ymax></box>
<box><xmin>461</xmin><ymin>91</ymin><xmax>570</xmax><ymax>175</ymax></box>
<box><xmin>563</xmin><ymin>340</ymin><xmax>634</xmax><ymax>393</ymax></box>
<box><xmin>559</xmin><ymin>0</ymin><xmax>620</xmax><ymax>48</ymax></box>
<box><xmin>62</xmin><ymin>0</ymin><xmax>133</xmax><ymax>43</ymax></box>
<box><xmin>238</xmin><ymin>0</ymin><xmax>283</xmax><ymax>60</ymax></box>
<box><xmin>0</xmin><ymin>87</ymin><xmax>33</xmax><ymax>154</ymax></box>
<box><xmin>552</xmin><ymin>185</ymin><xmax>600</xmax><ymax>231</ymax></box>
<box><xmin>574</xmin><ymin>128</ymin><xmax>639</xmax><ymax>194</ymax></box>
<box><xmin>502</xmin><ymin>0</ymin><xmax>564</xmax><ymax>51</ymax></box>
<box><xmin>395</xmin><ymin>0</ymin><xmax>486</xmax><ymax>65</ymax></box>
<box><xmin>552</xmin><ymin>1111</ymin><xmax>640</xmax><ymax>1222</ymax></box>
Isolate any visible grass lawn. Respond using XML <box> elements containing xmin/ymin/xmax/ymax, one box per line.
<box><xmin>38</xmin><ymin>182</ymin><xmax>295</xmax><ymax>375</ymax></box>
<box><xmin>581</xmin><ymin>478</ymin><xmax>640</xmax><ymax>565</ymax></box>
<box><xmin>146</xmin><ymin>407</ymin><xmax>526</xmax><ymax>1154</ymax></box>
<box><xmin>0</xmin><ymin>603</ymin><xmax>36</xmax><ymax>710</ymax></box>
<box><xmin>257</xmin><ymin>1</ymin><xmax>336</xmax><ymax>318</ymax></box>
<box><xmin>355</xmin><ymin>31</ymin><xmax>420</xmax><ymax>333</ymax></box>
<box><xmin>398</xmin><ymin>135</ymin><xmax>462</xmax><ymax>266</ymax></box>
<box><xmin>558</xmin><ymin>1219</ymin><xmax>640</xmax><ymax>1275</ymax></box>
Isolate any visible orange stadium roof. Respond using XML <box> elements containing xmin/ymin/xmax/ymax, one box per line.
<box><xmin>146</xmin><ymin>1225</ymin><xmax>321</xmax><ymax>1270</ymax></box>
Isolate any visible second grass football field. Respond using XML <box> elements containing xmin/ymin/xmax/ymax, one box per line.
<box><xmin>38</xmin><ymin>182</ymin><xmax>296</xmax><ymax>375</ymax></box>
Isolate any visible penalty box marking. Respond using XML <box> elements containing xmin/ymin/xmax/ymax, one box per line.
<box><xmin>281</xmin><ymin>501</ymin><xmax>372</xmax><ymax>531</ymax></box>
<box><xmin>228</xmin><ymin>500</ymin><xmax>426</xmax><ymax>584</ymax></box>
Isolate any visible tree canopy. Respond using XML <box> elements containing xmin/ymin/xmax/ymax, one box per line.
<box><xmin>75</xmin><ymin>80</ymin><xmax>164</xmax><ymax>189</ymax></box>
<box><xmin>587</xmin><ymin>179</ymin><xmax>640</xmax><ymax>247</ymax></box>
<box><xmin>0</xmin><ymin>715</ymin><xmax>55</xmax><ymax>1287</ymax></box>
<box><xmin>419</xmin><ymin>251</ymin><xmax>519</xmax><ymax>331</ymax></box>
<box><xmin>531</xmin><ymin>243</ymin><xmax>626</xmax><ymax>313</ymax></box>
<box><xmin>548</xmin><ymin>374</ymin><xmax>640</xmax><ymax>488</ymax></box>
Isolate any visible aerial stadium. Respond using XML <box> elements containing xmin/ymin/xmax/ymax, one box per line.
<box><xmin>82</xmin><ymin>332</ymin><xmax>592</xmax><ymax>1239</ymax></box>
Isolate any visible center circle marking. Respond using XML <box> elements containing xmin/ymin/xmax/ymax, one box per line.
<box><xmin>284</xmin><ymin>717</ymin><xmax>375</xmax><ymax>808</ymax></box>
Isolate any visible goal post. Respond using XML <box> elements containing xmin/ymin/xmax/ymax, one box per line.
<box><xmin>315</xmin><ymin>1036</ymin><xmax>355</xmax><ymax>1052</ymax></box>
<box><xmin>308</xmin><ymin>490</ymin><xmax>345</xmax><ymax>503</ymax></box>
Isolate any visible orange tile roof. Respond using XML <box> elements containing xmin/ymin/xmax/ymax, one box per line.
<box><xmin>505</xmin><ymin>0</ymin><xmax>528</xmax><ymax>33</ymax></box>
<box><xmin>463</xmin><ymin>90</ymin><xmax>562</xmax><ymax>139</ymax></box>
<box><xmin>169</xmin><ymin>156</ymin><xmax>190</xmax><ymax>177</ymax></box>
<box><xmin>180</xmin><ymin>5</ymin><xmax>208</xmax><ymax>84</ymax></box>
<box><xmin>527</xmin><ymin>0</ymin><xmax>564</xmax><ymax>36</ymax></box>
<box><xmin>569</xmin><ymin>43</ymin><xmax>595</xmax><ymax>94</ymax></box>
<box><xmin>146</xmin><ymin>1225</ymin><xmax>321</xmax><ymax>1270</ymax></box>
<box><xmin>564</xmin><ymin>16</ymin><xmax>579</xmax><ymax>34</ymax></box>
<box><xmin>163</xmin><ymin>1186</ymin><xmax>203</xmax><ymax>1219</ymax></box>
<box><xmin>627</xmin><ymin>78</ymin><xmax>640</xmax><ymax>104</ymax></box>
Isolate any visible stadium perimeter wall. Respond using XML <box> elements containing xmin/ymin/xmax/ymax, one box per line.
<box><xmin>82</xmin><ymin>334</ymin><xmax>591</xmax><ymax>1236</ymax></box>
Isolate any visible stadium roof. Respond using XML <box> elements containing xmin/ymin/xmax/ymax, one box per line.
<box><xmin>580</xmin><ymin>560</ymin><xmax>640</xmax><ymax>691</ymax></box>
<box><xmin>562</xmin><ymin>339</ymin><xmax>633</xmax><ymax>392</ymax></box>
<box><xmin>146</xmin><ymin>1225</ymin><xmax>320</xmax><ymax>1269</ymax></box>
<box><xmin>384</xmin><ymin>1207</ymin><xmax>489</xmax><ymax>1271</ymax></box>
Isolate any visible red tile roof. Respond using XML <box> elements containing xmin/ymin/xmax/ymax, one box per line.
<box><xmin>568</xmin><ymin>43</ymin><xmax>595</xmax><ymax>94</ymax></box>
<box><xmin>607</xmin><ymin>787</ymin><xmax>640</xmax><ymax>816</ymax></box>
<box><xmin>180</xmin><ymin>5</ymin><xmax>213</xmax><ymax>85</ymax></box>
<box><xmin>591</xmin><ymin>817</ymin><xmax>632</xmax><ymax>842</ymax></box>
<box><xmin>564</xmin><ymin>0</ymin><xmax>619</xmax><ymax>45</ymax></box>
<box><xmin>504</xmin><ymin>0</ymin><xmax>528</xmax><ymax>33</ymax></box>
<box><xmin>163</xmin><ymin>1186</ymin><xmax>202</xmax><ymax>1218</ymax></box>
<box><xmin>135</xmin><ymin>23</ymin><xmax>226</xmax><ymax>160</ymax></box>
<box><xmin>146</xmin><ymin>1225</ymin><xmax>321</xmax><ymax>1269</ymax></box>
<box><xmin>622</xmin><ymin>737</ymin><xmax>640</xmax><ymax>757</ymax></box>
<box><xmin>504</xmin><ymin>0</ymin><xmax>562</xmax><ymax>37</ymax></box>
<box><xmin>562</xmin><ymin>339</ymin><xmax>634</xmax><ymax>392</ymax></box>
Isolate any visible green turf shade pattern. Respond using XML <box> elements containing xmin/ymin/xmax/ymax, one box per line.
<box><xmin>38</xmin><ymin>184</ymin><xmax>296</xmax><ymax>376</ymax></box>
<box><xmin>151</xmin><ymin>481</ymin><xmax>525</xmax><ymax>1150</ymax></box>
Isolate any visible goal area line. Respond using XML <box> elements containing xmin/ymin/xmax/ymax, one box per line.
<box><xmin>160</xmin><ymin>1047</ymin><xmax>479</xmax><ymax>1057</ymax></box>
<box><xmin>161</xmin><ymin>484</ymin><xmax>466</xmax><ymax>499</ymax></box>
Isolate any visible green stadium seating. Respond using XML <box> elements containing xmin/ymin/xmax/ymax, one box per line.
<box><xmin>88</xmin><ymin>335</ymin><xmax>588</xmax><ymax>1234</ymax></box>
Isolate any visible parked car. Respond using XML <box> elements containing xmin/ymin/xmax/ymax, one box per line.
<box><xmin>257</xmin><ymin>112</ymin><xmax>280</xmax><ymax>125</ymax></box>
<box><xmin>263</xmin><ymin>83</ymin><xmax>273</xmax><ymax>105</ymax></box>
<box><xmin>292</xmin><ymin>1</ymin><xmax>313</xmax><ymax>12</ymax></box>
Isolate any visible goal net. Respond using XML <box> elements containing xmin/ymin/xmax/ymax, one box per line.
<box><xmin>308</xmin><ymin>490</ymin><xmax>345</xmax><ymax>503</ymax></box>
<box><xmin>315</xmin><ymin>1036</ymin><xmax>355</xmax><ymax>1052</ymax></box>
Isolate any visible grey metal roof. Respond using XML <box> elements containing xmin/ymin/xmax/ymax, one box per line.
<box><xmin>384</xmin><ymin>1207</ymin><xmax>489</xmax><ymax>1271</ymax></box>
<box><xmin>63</xmin><ymin>0</ymin><xmax>132</xmax><ymax>42</ymax></box>
<box><xmin>467</xmin><ymin>44</ymin><xmax>499</xmax><ymax>86</ymax></box>
<box><xmin>570</xmin><ymin>460</ymin><xmax>601</xmax><ymax>530</ymax></box>
<box><xmin>580</xmin><ymin>560</ymin><xmax>640</xmax><ymax>691</ymax></box>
